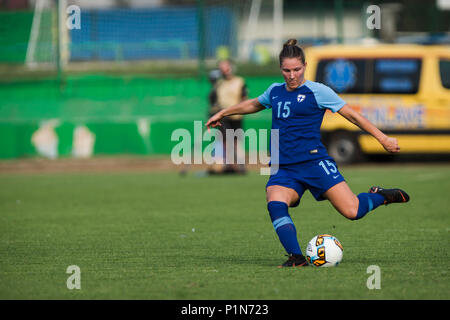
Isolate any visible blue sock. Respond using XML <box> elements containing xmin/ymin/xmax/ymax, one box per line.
<box><xmin>354</xmin><ymin>192</ymin><xmax>386</xmax><ymax>220</ymax></box>
<box><xmin>267</xmin><ymin>201</ymin><xmax>302</xmax><ymax>255</ymax></box>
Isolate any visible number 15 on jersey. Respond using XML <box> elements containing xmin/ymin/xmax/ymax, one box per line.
<box><xmin>277</xmin><ymin>101</ymin><xmax>291</xmax><ymax>118</ymax></box>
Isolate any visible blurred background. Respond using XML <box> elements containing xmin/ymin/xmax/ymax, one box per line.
<box><xmin>0</xmin><ymin>0</ymin><xmax>449</xmax><ymax>169</ymax></box>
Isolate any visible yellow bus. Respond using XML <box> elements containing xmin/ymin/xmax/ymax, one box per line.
<box><xmin>305</xmin><ymin>44</ymin><xmax>450</xmax><ymax>163</ymax></box>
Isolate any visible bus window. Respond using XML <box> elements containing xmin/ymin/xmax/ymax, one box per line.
<box><xmin>316</xmin><ymin>58</ymin><xmax>421</xmax><ymax>94</ymax></box>
<box><xmin>439</xmin><ymin>59</ymin><xmax>450</xmax><ymax>89</ymax></box>
<box><xmin>372</xmin><ymin>59</ymin><xmax>421</xmax><ymax>94</ymax></box>
<box><xmin>315</xmin><ymin>59</ymin><xmax>368</xmax><ymax>93</ymax></box>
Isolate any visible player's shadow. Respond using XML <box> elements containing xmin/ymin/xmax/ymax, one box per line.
<box><xmin>366</xmin><ymin>153</ymin><xmax>450</xmax><ymax>164</ymax></box>
<box><xmin>192</xmin><ymin>254</ymin><xmax>282</xmax><ymax>268</ymax></box>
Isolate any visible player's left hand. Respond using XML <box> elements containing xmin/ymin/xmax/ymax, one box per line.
<box><xmin>380</xmin><ymin>136</ymin><xmax>400</xmax><ymax>153</ymax></box>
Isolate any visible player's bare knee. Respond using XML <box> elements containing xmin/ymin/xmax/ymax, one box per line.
<box><xmin>348</xmin><ymin>208</ymin><xmax>359</xmax><ymax>220</ymax></box>
<box><xmin>266</xmin><ymin>186</ymin><xmax>297</xmax><ymax>205</ymax></box>
<box><xmin>342</xmin><ymin>205</ymin><xmax>358</xmax><ymax>220</ymax></box>
<box><xmin>346</xmin><ymin>198</ymin><xmax>360</xmax><ymax>220</ymax></box>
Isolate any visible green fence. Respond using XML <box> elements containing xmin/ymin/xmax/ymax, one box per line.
<box><xmin>0</xmin><ymin>75</ymin><xmax>278</xmax><ymax>159</ymax></box>
<box><xmin>0</xmin><ymin>11</ymin><xmax>33</xmax><ymax>63</ymax></box>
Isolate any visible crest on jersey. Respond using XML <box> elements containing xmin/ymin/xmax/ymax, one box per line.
<box><xmin>297</xmin><ymin>94</ymin><xmax>305</xmax><ymax>103</ymax></box>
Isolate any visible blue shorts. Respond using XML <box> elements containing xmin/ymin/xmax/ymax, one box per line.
<box><xmin>266</xmin><ymin>158</ymin><xmax>345</xmax><ymax>207</ymax></box>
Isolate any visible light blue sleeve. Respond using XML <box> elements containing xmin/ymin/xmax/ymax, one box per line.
<box><xmin>307</xmin><ymin>81</ymin><xmax>346</xmax><ymax>113</ymax></box>
<box><xmin>257</xmin><ymin>83</ymin><xmax>282</xmax><ymax>109</ymax></box>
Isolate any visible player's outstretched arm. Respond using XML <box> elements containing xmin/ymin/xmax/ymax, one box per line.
<box><xmin>206</xmin><ymin>98</ymin><xmax>265</xmax><ymax>130</ymax></box>
<box><xmin>337</xmin><ymin>104</ymin><xmax>400</xmax><ymax>153</ymax></box>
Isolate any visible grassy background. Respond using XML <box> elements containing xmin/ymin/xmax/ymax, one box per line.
<box><xmin>0</xmin><ymin>164</ymin><xmax>449</xmax><ymax>299</ymax></box>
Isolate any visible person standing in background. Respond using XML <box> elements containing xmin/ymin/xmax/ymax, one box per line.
<box><xmin>206</xmin><ymin>68</ymin><xmax>224</xmax><ymax>174</ymax></box>
<box><xmin>209</xmin><ymin>59</ymin><xmax>248</xmax><ymax>174</ymax></box>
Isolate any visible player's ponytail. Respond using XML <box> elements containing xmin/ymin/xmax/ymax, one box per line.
<box><xmin>279</xmin><ymin>38</ymin><xmax>305</xmax><ymax>66</ymax></box>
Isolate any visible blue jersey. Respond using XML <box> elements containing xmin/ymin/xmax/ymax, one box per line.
<box><xmin>258</xmin><ymin>80</ymin><xmax>346</xmax><ymax>165</ymax></box>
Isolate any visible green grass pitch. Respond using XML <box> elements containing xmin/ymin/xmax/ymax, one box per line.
<box><xmin>0</xmin><ymin>164</ymin><xmax>449</xmax><ymax>299</ymax></box>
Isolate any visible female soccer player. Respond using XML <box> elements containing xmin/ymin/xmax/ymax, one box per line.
<box><xmin>206</xmin><ymin>39</ymin><xmax>410</xmax><ymax>267</ymax></box>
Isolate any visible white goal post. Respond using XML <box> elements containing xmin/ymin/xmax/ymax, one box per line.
<box><xmin>26</xmin><ymin>0</ymin><xmax>69</xmax><ymax>69</ymax></box>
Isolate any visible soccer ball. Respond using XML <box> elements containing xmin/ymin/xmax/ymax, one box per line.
<box><xmin>306</xmin><ymin>234</ymin><xmax>343</xmax><ymax>267</ymax></box>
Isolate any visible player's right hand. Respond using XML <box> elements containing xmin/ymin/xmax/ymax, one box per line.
<box><xmin>206</xmin><ymin>112</ymin><xmax>223</xmax><ymax>130</ymax></box>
